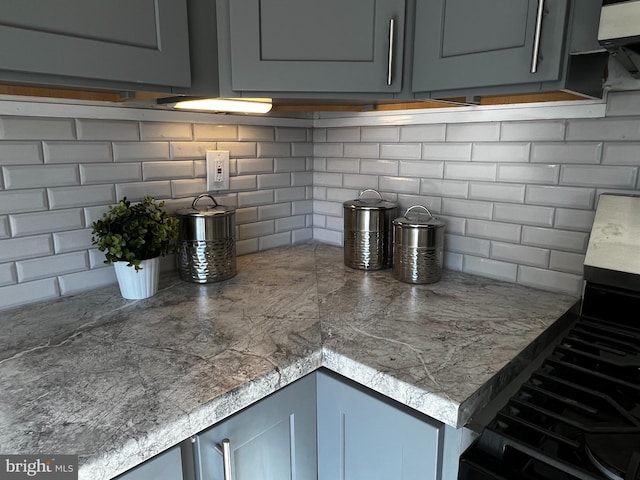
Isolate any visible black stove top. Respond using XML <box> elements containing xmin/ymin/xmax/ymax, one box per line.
<box><xmin>460</xmin><ymin>283</ymin><xmax>640</xmax><ymax>480</ymax></box>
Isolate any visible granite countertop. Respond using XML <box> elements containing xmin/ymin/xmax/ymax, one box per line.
<box><xmin>0</xmin><ymin>243</ymin><xmax>579</xmax><ymax>480</ymax></box>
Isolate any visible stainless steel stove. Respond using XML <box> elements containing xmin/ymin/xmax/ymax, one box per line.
<box><xmin>459</xmin><ymin>194</ymin><xmax>640</xmax><ymax>480</ymax></box>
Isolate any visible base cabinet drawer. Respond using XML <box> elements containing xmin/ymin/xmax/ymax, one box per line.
<box><xmin>116</xmin><ymin>445</ymin><xmax>186</xmax><ymax>480</ymax></box>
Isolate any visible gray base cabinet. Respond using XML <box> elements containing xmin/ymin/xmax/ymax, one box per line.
<box><xmin>317</xmin><ymin>371</ymin><xmax>444</xmax><ymax>480</ymax></box>
<box><xmin>193</xmin><ymin>373</ymin><xmax>318</xmax><ymax>480</ymax></box>
<box><xmin>116</xmin><ymin>446</ymin><xmax>186</xmax><ymax>480</ymax></box>
<box><xmin>0</xmin><ymin>0</ymin><xmax>191</xmax><ymax>91</ymax></box>
<box><xmin>216</xmin><ymin>0</ymin><xmax>406</xmax><ymax>94</ymax></box>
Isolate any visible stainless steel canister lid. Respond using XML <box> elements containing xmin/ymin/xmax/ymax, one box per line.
<box><xmin>176</xmin><ymin>194</ymin><xmax>235</xmax><ymax>241</ymax></box>
<box><xmin>393</xmin><ymin>205</ymin><xmax>445</xmax><ymax>233</ymax></box>
<box><xmin>343</xmin><ymin>189</ymin><xmax>398</xmax><ymax>213</ymax></box>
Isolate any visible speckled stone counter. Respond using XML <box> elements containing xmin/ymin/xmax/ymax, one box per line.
<box><xmin>0</xmin><ymin>244</ymin><xmax>579</xmax><ymax>480</ymax></box>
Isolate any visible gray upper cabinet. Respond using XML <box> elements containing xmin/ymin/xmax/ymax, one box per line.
<box><xmin>0</xmin><ymin>0</ymin><xmax>191</xmax><ymax>90</ymax></box>
<box><xmin>193</xmin><ymin>374</ymin><xmax>317</xmax><ymax>480</ymax></box>
<box><xmin>412</xmin><ymin>0</ymin><xmax>570</xmax><ymax>94</ymax></box>
<box><xmin>217</xmin><ymin>0</ymin><xmax>406</xmax><ymax>94</ymax></box>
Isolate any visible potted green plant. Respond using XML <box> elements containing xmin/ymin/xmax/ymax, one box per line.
<box><xmin>91</xmin><ymin>196</ymin><xmax>179</xmax><ymax>300</ymax></box>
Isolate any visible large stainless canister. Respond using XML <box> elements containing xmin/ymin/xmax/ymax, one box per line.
<box><xmin>392</xmin><ymin>205</ymin><xmax>446</xmax><ymax>284</ymax></box>
<box><xmin>176</xmin><ymin>194</ymin><xmax>236</xmax><ymax>283</ymax></box>
<box><xmin>343</xmin><ymin>189</ymin><xmax>399</xmax><ymax>270</ymax></box>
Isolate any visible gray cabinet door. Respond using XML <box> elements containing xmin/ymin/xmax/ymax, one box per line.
<box><xmin>223</xmin><ymin>0</ymin><xmax>405</xmax><ymax>93</ymax></box>
<box><xmin>412</xmin><ymin>0</ymin><xmax>569</xmax><ymax>93</ymax></box>
<box><xmin>0</xmin><ymin>0</ymin><xmax>190</xmax><ymax>88</ymax></box>
<box><xmin>194</xmin><ymin>374</ymin><xmax>317</xmax><ymax>480</ymax></box>
<box><xmin>317</xmin><ymin>371</ymin><xmax>443</xmax><ymax>480</ymax></box>
<box><xmin>117</xmin><ymin>446</ymin><xmax>184</xmax><ymax>480</ymax></box>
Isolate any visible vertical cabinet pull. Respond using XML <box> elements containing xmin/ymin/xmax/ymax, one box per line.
<box><xmin>214</xmin><ymin>439</ymin><xmax>232</xmax><ymax>480</ymax></box>
<box><xmin>530</xmin><ymin>0</ymin><xmax>546</xmax><ymax>73</ymax></box>
<box><xmin>387</xmin><ymin>17</ymin><xmax>395</xmax><ymax>85</ymax></box>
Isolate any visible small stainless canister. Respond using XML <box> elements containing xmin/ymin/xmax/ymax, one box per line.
<box><xmin>392</xmin><ymin>205</ymin><xmax>446</xmax><ymax>284</ymax></box>
<box><xmin>343</xmin><ymin>189</ymin><xmax>399</xmax><ymax>270</ymax></box>
<box><xmin>176</xmin><ymin>194</ymin><xmax>236</xmax><ymax>283</ymax></box>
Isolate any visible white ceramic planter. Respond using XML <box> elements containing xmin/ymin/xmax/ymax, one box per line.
<box><xmin>113</xmin><ymin>257</ymin><xmax>160</xmax><ymax>300</ymax></box>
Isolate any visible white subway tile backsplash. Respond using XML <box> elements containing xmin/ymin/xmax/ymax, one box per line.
<box><xmin>314</xmin><ymin>158</ymin><xmax>326</xmax><ymax>172</ymax></box>
<box><xmin>275</xmin><ymin>127</ymin><xmax>307</xmax><ymax>142</ymax></box>
<box><xmin>229</xmin><ymin>175</ymin><xmax>257</xmax><ymax>191</ymax></box>
<box><xmin>53</xmin><ymin>228</ymin><xmax>92</xmax><ymax>254</ymax></box>
<box><xmin>525</xmin><ymin>185</ymin><xmax>595</xmax><ymax>209</ymax></box>
<box><xmin>291</xmin><ymin>172</ymin><xmax>313</xmax><ymax>186</ymax></box>
<box><xmin>313</xmin><ymin>214</ymin><xmax>326</xmax><ymax>227</ymax></box>
<box><xmin>313</xmin><ymin>172</ymin><xmax>343</xmax><ymax>187</ymax></box>
<box><xmin>554</xmin><ymin>208</ymin><xmax>595</xmax><ymax>232</ymax></box>
<box><xmin>549</xmin><ymin>251</ymin><xmax>585</xmax><ymax>275</ymax></box>
<box><xmin>444</xmin><ymin>251</ymin><xmax>463</xmax><ymax>271</ymax></box>
<box><xmin>605</xmin><ymin>90</ymin><xmax>640</xmax><ymax>116</ymax></box>
<box><xmin>0</xmin><ymin>278</ymin><xmax>59</xmax><ymax>311</ymax></box>
<box><xmin>238</xmin><ymin>126</ymin><xmax>274</xmax><ymax>142</ymax></box>
<box><xmin>257</xmin><ymin>173</ymin><xmax>291</xmax><ymax>189</ymax></box>
<box><xmin>0</xmin><ymin>263</ymin><xmax>16</xmax><ymax>286</ymax></box>
<box><xmin>361</xmin><ymin>126</ymin><xmax>400</xmax><ymax>142</ymax></box>
<box><xmin>313</xmin><ymin>200</ymin><xmax>343</xmax><ymax>216</ymax></box>
<box><xmin>469</xmin><ymin>182</ymin><xmax>525</xmax><ymax>203</ymax></box>
<box><xmin>400</xmin><ymin>124</ymin><xmax>446</xmax><ymax>142</ymax></box>
<box><xmin>0</xmin><ymin>216</ymin><xmax>9</xmax><ymax>239</ymax></box>
<box><xmin>326</xmin><ymin>188</ymin><xmax>359</xmax><ymax>202</ymax></box>
<box><xmin>76</xmin><ymin>119</ymin><xmax>139</xmax><ymax>141</ymax></box>
<box><xmin>292</xmin><ymin>228</ymin><xmax>313</xmax><ymax>243</ymax></box>
<box><xmin>327</xmin><ymin>127</ymin><xmax>360</xmax><ymax>142</ymax></box>
<box><xmin>313</xmin><ymin>228</ymin><xmax>342</xmax><ymax>245</ymax></box>
<box><xmin>522</xmin><ymin>226</ymin><xmax>589</xmax><ymax>252</ymax></box>
<box><xmin>115</xmin><ymin>181</ymin><xmax>171</xmax><ymax>201</ymax></box>
<box><xmin>490</xmin><ymin>242</ymin><xmax>549</xmax><ymax>268</ymax></box>
<box><xmin>235</xmin><ymin>207</ymin><xmax>258</xmax><ymax>224</ymax></box>
<box><xmin>314</xmin><ymin>143</ymin><xmax>343</xmax><ymax>158</ymax></box>
<box><xmin>560</xmin><ymin>165</ymin><xmax>637</xmax><ymax>188</ymax></box>
<box><xmin>344</xmin><ymin>143</ymin><xmax>380</xmax><ymax>158</ymax></box>
<box><xmin>493</xmin><ymin>203</ymin><xmax>554</xmax><ymax>227</ymax></box>
<box><xmin>258</xmin><ymin>203</ymin><xmax>291</xmax><ymax>220</ymax></box>
<box><xmin>400</xmin><ymin>160</ymin><xmax>444</xmax><ymax>178</ymax></box>
<box><xmin>325</xmin><ymin>216</ymin><xmax>343</xmax><ymax>230</ymax></box>
<box><xmin>0</xmin><ymin>235</ymin><xmax>53</xmax><ymax>262</ymax></box>
<box><xmin>313</xmin><ymin>128</ymin><xmax>327</xmax><ymax>142</ymax></box>
<box><xmin>445</xmin><ymin>234</ymin><xmax>490</xmax><ymax>257</ymax></box>
<box><xmin>259</xmin><ymin>232</ymin><xmax>291</xmax><ymax>250</ymax></box>
<box><xmin>326</xmin><ymin>158</ymin><xmax>360</xmax><ymax>173</ymax></box>
<box><xmin>238</xmin><ymin>220</ymin><xmax>275</xmax><ymax>239</ymax></box>
<box><xmin>0</xmin><ymin>116</ymin><xmax>75</xmax><ymax>140</ymax></box>
<box><xmin>360</xmin><ymin>159</ymin><xmax>398</xmax><ymax>176</ymax></box>
<box><xmin>275</xmin><ymin>157</ymin><xmax>307</xmax><ymax>172</ymax></box>
<box><xmin>43</xmin><ymin>142</ymin><xmax>112</xmax><ymax>164</ymax></box>
<box><xmin>236</xmin><ymin>238</ymin><xmax>259</xmax><ymax>256</ymax></box>
<box><xmin>420</xmin><ymin>178</ymin><xmax>468</xmax><ymax>198</ymax></box>
<box><xmin>257</xmin><ymin>142</ymin><xmax>291</xmax><ymax>158</ymax></box>
<box><xmin>422</xmin><ymin>143</ymin><xmax>472</xmax><ymax>161</ymax></box>
<box><xmin>238</xmin><ymin>190</ymin><xmax>274</xmax><ymax>207</ymax></box>
<box><xmin>380</xmin><ymin>143</ymin><xmax>421</xmax><ymax>159</ymax></box>
<box><xmin>602</xmin><ymin>143</ymin><xmax>640</xmax><ymax>165</ymax></box>
<box><xmin>0</xmin><ymin>189</ymin><xmax>47</xmax><ymax>214</ymax></box>
<box><xmin>275</xmin><ymin>186</ymin><xmax>307</xmax><ymax>203</ymax></box>
<box><xmin>466</xmin><ymin>219</ymin><xmax>521</xmax><ymax>242</ymax></box>
<box><xmin>80</xmin><ymin>163</ymin><xmax>141</xmax><ymax>185</ymax></box>
<box><xmin>88</xmin><ymin>248</ymin><xmax>108</xmax><ymax>268</ymax></box>
<box><xmin>171</xmin><ymin>178</ymin><xmax>208</xmax><ymax>198</ymax></box>
<box><xmin>497</xmin><ymin>164</ymin><xmax>559</xmax><ymax>184</ymax></box>
<box><xmin>143</xmin><ymin>161</ymin><xmax>194</xmax><ymax>181</ymax></box>
<box><xmin>113</xmin><ymin>142</ymin><xmax>169</xmax><ymax>162</ymax></box>
<box><xmin>446</xmin><ymin>123</ymin><xmax>500</xmax><ymax>142</ymax></box>
<box><xmin>58</xmin><ymin>267</ymin><xmax>117</xmax><ymax>295</ymax></box>
<box><xmin>463</xmin><ymin>256</ymin><xmax>518</xmax><ymax>282</ymax></box>
<box><xmin>170</xmin><ymin>141</ymin><xmax>217</xmax><ymax>159</ymax></box>
<box><xmin>276</xmin><ymin>215</ymin><xmax>306</xmax><ymax>232</ymax></box>
<box><xmin>217</xmin><ymin>142</ymin><xmax>257</xmax><ymax>158</ymax></box>
<box><xmin>83</xmin><ymin>205</ymin><xmax>110</xmax><ymax>225</ymax></box>
<box><xmin>566</xmin><ymin>118</ymin><xmax>640</xmax><ymax>141</ymax></box>
<box><xmin>48</xmin><ymin>185</ymin><xmax>114</xmax><ymax>210</ymax></box>
<box><xmin>10</xmin><ymin>208</ymin><xmax>84</xmax><ymax>237</ymax></box>
<box><xmin>500</xmin><ymin>121</ymin><xmax>565</xmax><ymax>141</ymax></box>
<box><xmin>517</xmin><ymin>266</ymin><xmax>582</xmax><ymax>296</ymax></box>
<box><xmin>343</xmin><ymin>174</ymin><xmax>378</xmax><ymax>190</ymax></box>
<box><xmin>397</xmin><ymin>194</ymin><xmax>442</xmax><ymax>214</ymax></box>
<box><xmin>140</xmin><ymin>122</ymin><xmax>192</xmax><ymax>140</ymax></box>
<box><xmin>3</xmin><ymin>165</ymin><xmax>79</xmax><ymax>189</ymax></box>
<box><xmin>442</xmin><ymin>198</ymin><xmax>492</xmax><ymax>220</ymax></box>
<box><xmin>379</xmin><ymin>176</ymin><xmax>420</xmax><ymax>194</ymax></box>
<box><xmin>531</xmin><ymin>143</ymin><xmax>602</xmax><ymax>164</ymax></box>
<box><xmin>16</xmin><ymin>251</ymin><xmax>88</xmax><ymax>282</ymax></box>
<box><xmin>0</xmin><ymin>142</ymin><xmax>43</xmax><ymax>165</ymax></box>
<box><xmin>236</xmin><ymin>157</ymin><xmax>274</xmax><ymax>175</ymax></box>
<box><xmin>445</xmin><ymin>162</ymin><xmax>496</xmax><ymax>181</ymax></box>
<box><xmin>193</xmin><ymin>124</ymin><xmax>237</xmax><ymax>141</ymax></box>
<box><xmin>292</xmin><ymin>143</ymin><xmax>313</xmax><ymax>157</ymax></box>
<box><xmin>472</xmin><ymin>143</ymin><xmax>530</xmax><ymax>163</ymax></box>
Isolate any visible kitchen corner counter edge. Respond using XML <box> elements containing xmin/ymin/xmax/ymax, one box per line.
<box><xmin>0</xmin><ymin>243</ymin><xmax>579</xmax><ymax>480</ymax></box>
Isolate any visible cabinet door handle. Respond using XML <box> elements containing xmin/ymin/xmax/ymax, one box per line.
<box><xmin>214</xmin><ymin>439</ymin><xmax>232</xmax><ymax>480</ymax></box>
<box><xmin>387</xmin><ymin>17</ymin><xmax>395</xmax><ymax>85</ymax></box>
<box><xmin>530</xmin><ymin>0</ymin><xmax>546</xmax><ymax>73</ymax></box>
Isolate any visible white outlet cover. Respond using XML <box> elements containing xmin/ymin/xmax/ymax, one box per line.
<box><xmin>206</xmin><ymin>150</ymin><xmax>230</xmax><ymax>191</ymax></box>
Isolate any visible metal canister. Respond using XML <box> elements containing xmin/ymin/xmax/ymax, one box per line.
<box><xmin>392</xmin><ymin>205</ymin><xmax>446</xmax><ymax>284</ymax></box>
<box><xmin>343</xmin><ymin>189</ymin><xmax>399</xmax><ymax>270</ymax></box>
<box><xmin>176</xmin><ymin>194</ymin><xmax>236</xmax><ymax>283</ymax></box>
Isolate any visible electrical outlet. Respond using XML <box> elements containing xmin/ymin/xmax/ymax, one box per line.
<box><xmin>206</xmin><ymin>150</ymin><xmax>230</xmax><ymax>191</ymax></box>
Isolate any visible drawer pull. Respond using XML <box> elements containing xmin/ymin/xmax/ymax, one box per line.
<box><xmin>214</xmin><ymin>439</ymin><xmax>232</xmax><ymax>480</ymax></box>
